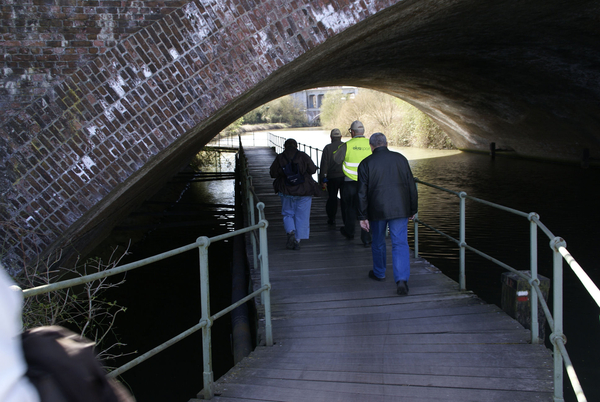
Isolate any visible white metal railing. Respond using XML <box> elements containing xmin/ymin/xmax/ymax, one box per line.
<box><xmin>268</xmin><ymin>132</ymin><xmax>322</xmax><ymax>172</ymax></box>
<box><xmin>20</xmin><ymin>139</ymin><xmax>272</xmax><ymax>400</ymax></box>
<box><xmin>413</xmin><ymin>178</ymin><xmax>599</xmax><ymax>402</ymax></box>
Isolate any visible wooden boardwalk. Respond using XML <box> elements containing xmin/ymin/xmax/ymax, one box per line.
<box><xmin>211</xmin><ymin>147</ymin><xmax>553</xmax><ymax>401</ymax></box>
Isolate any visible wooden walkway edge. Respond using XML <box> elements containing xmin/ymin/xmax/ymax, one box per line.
<box><xmin>208</xmin><ymin>147</ymin><xmax>553</xmax><ymax>401</ymax></box>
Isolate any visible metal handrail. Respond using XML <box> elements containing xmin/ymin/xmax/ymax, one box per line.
<box><xmin>414</xmin><ymin>178</ymin><xmax>598</xmax><ymax>402</ymax></box>
<box><xmin>20</xmin><ymin>139</ymin><xmax>273</xmax><ymax>400</ymax></box>
<box><xmin>251</xmin><ymin>135</ymin><xmax>597</xmax><ymax>401</ymax></box>
<box><xmin>267</xmin><ymin>132</ymin><xmax>322</xmax><ymax>173</ymax></box>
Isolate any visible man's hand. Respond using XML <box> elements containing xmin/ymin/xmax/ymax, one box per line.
<box><xmin>360</xmin><ymin>219</ymin><xmax>370</xmax><ymax>232</ymax></box>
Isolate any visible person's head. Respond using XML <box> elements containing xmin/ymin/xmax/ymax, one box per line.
<box><xmin>330</xmin><ymin>128</ymin><xmax>342</xmax><ymax>141</ymax></box>
<box><xmin>349</xmin><ymin>120</ymin><xmax>364</xmax><ymax>137</ymax></box>
<box><xmin>369</xmin><ymin>132</ymin><xmax>388</xmax><ymax>150</ymax></box>
<box><xmin>284</xmin><ymin>138</ymin><xmax>297</xmax><ymax>149</ymax></box>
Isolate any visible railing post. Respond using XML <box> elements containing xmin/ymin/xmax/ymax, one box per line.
<box><xmin>550</xmin><ymin>236</ymin><xmax>566</xmax><ymax>402</ymax></box>
<box><xmin>413</xmin><ymin>181</ymin><xmax>419</xmax><ymax>258</ymax></box>
<box><xmin>257</xmin><ymin>202</ymin><xmax>273</xmax><ymax>347</ymax></box>
<box><xmin>459</xmin><ymin>192</ymin><xmax>467</xmax><ymax>291</ymax></box>
<box><xmin>529</xmin><ymin>213</ymin><xmax>540</xmax><ymax>344</ymax></box>
<box><xmin>413</xmin><ymin>212</ymin><xmax>419</xmax><ymax>258</ymax></box>
<box><xmin>247</xmin><ymin>176</ymin><xmax>258</xmax><ymax>270</ymax></box>
<box><xmin>197</xmin><ymin>236</ymin><xmax>214</xmax><ymax>400</ymax></box>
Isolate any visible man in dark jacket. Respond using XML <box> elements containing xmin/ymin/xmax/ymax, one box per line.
<box><xmin>270</xmin><ymin>138</ymin><xmax>321</xmax><ymax>250</ymax></box>
<box><xmin>319</xmin><ymin>128</ymin><xmax>344</xmax><ymax>225</ymax></box>
<box><xmin>357</xmin><ymin>133</ymin><xmax>418</xmax><ymax>295</ymax></box>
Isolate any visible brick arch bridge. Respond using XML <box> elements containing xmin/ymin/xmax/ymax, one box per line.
<box><xmin>1</xmin><ymin>0</ymin><xmax>599</xmax><ymax>271</ymax></box>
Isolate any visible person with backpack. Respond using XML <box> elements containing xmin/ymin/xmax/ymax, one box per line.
<box><xmin>270</xmin><ymin>138</ymin><xmax>321</xmax><ymax>250</ymax></box>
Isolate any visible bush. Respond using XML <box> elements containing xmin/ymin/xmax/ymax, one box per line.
<box><xmin>9</xmin><ymin>249</ymin><xmax>129</xmax><ymax>362</ymax></box>
<box><xmin>320</xmin><ymin>88</ymin><xmax>455</xmax><ymax>149</ymax></box>
<box><xmin>241</xmin><ymin>95</ymin><xmax>307</xmax><ymax>127</ymax></box>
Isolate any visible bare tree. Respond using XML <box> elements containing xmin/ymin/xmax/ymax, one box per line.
<box><xmin>320</xmin><ymin>87</ymin><xmax>454</xmax><ymax>149</ymax></box>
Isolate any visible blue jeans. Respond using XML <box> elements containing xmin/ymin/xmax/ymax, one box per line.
<box><xmin>370</xmin><ymin>218</ymin><xmax>410</xmax><ymax>283</ymax></box>
<box><xmin>279</xmin><ymin>194</ymin><xmax>312</xmax><ymax>240</ymax></box>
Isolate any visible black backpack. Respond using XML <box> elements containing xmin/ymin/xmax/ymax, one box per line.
<box><xmin>281</xmin><ymin>151</ymin><xmax>305</xmax><ymax>186</ymax></box>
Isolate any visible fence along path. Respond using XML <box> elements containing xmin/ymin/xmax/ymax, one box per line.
<box><xmin>209</xmin><ymin>147</ymin><xmax>553</xmax><ymax>401</ymax></box>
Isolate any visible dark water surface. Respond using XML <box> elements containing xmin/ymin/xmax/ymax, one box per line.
<box><xmin>90</xmin><ymin>155</ymin><xmax>237</xmax><ymax>402</ymax></box>
<box><xmin>408</xmin><ymin>152</ymin><xmax>600</xmax><ymax>402</ymax></box>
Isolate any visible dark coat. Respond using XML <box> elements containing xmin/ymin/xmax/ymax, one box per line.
<box><xmin>319</xmin><ymin>138</ymin><xmax>344</xmax><ymax>182</ymax></box>
<box><xmin>357</xmin><ymin>146</ymin><xmax>418</xmax><ymax>221</ymax></box>
<box><xmin>270</xmin><ymin>148</ymin><xmax>321</xmax><ymax>196</ymax></box>
<box><xmin>22</xmin><ymin>326</ymin><xmax>134</xmax><ymax>402</ymax></box>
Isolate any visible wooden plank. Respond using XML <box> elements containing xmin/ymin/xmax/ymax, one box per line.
<box><xmin>205</xmin><ymin>147</ymin><xmax>554</xmax><ymax>402</ymax></box>
<box><xmin>217</xmin><ymin>367</ymin><xmax>552</xmax><ymax>392</ymax></box>
<box><xmin>213</xmin><ymin>381</ymin><xmax>552</xmax><ymax>402</ymax></box>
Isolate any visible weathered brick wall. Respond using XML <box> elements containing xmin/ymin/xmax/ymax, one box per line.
<box><xmin>0</xmin><ymin>0</ymin><xmax>189</xmax><ymax>123</ymax></box>
<box><xmin>0</xmin><ymin>0</ymin><xmax>401</xmax><ymax>272</ymax></box>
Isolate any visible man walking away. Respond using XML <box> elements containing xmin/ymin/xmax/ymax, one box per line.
<box><xmin>270</xmin><ymin>138</ymin><xmax>321</xmax><ymax>250</ymax></box>
<box><xmin>357</xmin><ymin>133</ymin><xmax>418</xmax><ymax>296</ymax></box>
<box><xmin>319</xmin><ymin>128</ymin><xmax>345</xmax><ymax>226</ymax></box>
<box><xmin>333</xmin><ymin>120</ymin><xmax>372</xmax><ymax>246</ymax></box>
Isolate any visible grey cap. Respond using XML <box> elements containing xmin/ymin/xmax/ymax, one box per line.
<box><xmin>330</xmin><ymin>128</ymin><xmax>342</xmax><ymax>138</ymax></box>
<box><xmin>350</xmin><ymin>120</ymin><xmax>364</xmax><ymax>132</ymax></box>
<box><xmin>284</xmin><ymin>138</ymin><xmax>297</xmax><ymax>149</ymax></box>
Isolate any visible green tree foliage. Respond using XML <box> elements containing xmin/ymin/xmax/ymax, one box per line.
<box><xmin>240</xmin><ymin>95</ymin><xmax>307</xmax><ymax>127</ymax></box>
<box><xmin>320</xmin><ymin>88</ymin><xmax>454</xmax><ymax>149</ymax></box>
<box><xmin>320</xmin><ymin>89</ymin><xmax>346</xmax><ymax>128</ymax></box>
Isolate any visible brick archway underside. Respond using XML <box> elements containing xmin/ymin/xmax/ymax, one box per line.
<box><xmin>1</xmin><ymin>0</ymin><xmax>599</xmax><ymax>271</ymax></box>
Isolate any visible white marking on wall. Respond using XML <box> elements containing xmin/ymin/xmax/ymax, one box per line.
<box><xmin>80</xmin><ymin>155</ymin><xmax>96</xmax><ymax>170</ymax></box>
<box><xmin>183</xmin><ymin>3</ymin><xmax>212</xmax><ymax>44</ymax></box>
<box><xmin>143</xmin><ymin>66</ymin><xmax>152</xmax><ymax>78</ymax></box>
<box><xmin>100</xmin><ymin>99</ymin><xmax>115</xmax><ymax>121</ymax></box>
<box><xmin>109</xmin><ymin>75</ymin><xmax>126</xmax><ymax>98</ymax></box>
<box><xmin>98</xmin><ymin>13</ymin><xmax>116</xmax><ymax>41</ymax></box>
<box><xmin>87</xmin><ymin>125</ymin><xmax>98</xmax><ymax>136</ymax></box>
<box><xmin>169</xmin><ymin>48</ymin><xmax>180</xmax><ymax>60</ymax></box>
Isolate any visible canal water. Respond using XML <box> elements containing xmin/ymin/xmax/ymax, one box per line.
<box><xmin>92</xmin><ymin>129</ymin><xmax>597</xmax><ymax>401</ymax></box>
<box><xmin>88</xmin><ymin>151</ymin><xmax>238</xmax><ymax>401</ymax></box>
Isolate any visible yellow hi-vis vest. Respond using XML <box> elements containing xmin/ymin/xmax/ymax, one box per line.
<box><xmin>342</xmin><ymin>137</ymin><xmax>371</xmax><ymax>181</ymax></box>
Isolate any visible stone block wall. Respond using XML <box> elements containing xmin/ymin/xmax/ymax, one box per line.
<box><xmin>0</xmin><ymin>0</ymin><xmax>189</xmax><ymax>123</ymax></box>
<box><xmin>0</xmin><ymin>0</ymin><xmax>399</xmax><ymax>272</ymax></box>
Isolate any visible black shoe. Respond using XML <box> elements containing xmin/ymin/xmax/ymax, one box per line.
<box><xmin>396</xmin><ymin>280</ymin><xmax>409</xmax><ymax>296</ymax></box>
<box><xmin>363</xmin><ymin>241</ymin><xmax>372</xmax><ymax>248</ymax></box>
<box><xmin>286</xmin><ymin>231</ymin><xmax>296</xmax><ymax>250</ymax></box>
<box><xmin>340</xmin><ymin>227</ymin><xmax>354</xmax><ymax>239</ymax></box>
<box><xmin>327</xmin><ymin>219</ymin><xmax>336</xmax><ymax>226</ymax></box>
<box><xmin>293</xmin><ymin>240</ymin><xmax>301</xmax><ymax>250</ymax></box>
<box><xmin>368</xmin><ymin>270</ymin><xmax>385</xmax><ymax>281</ymax></box>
